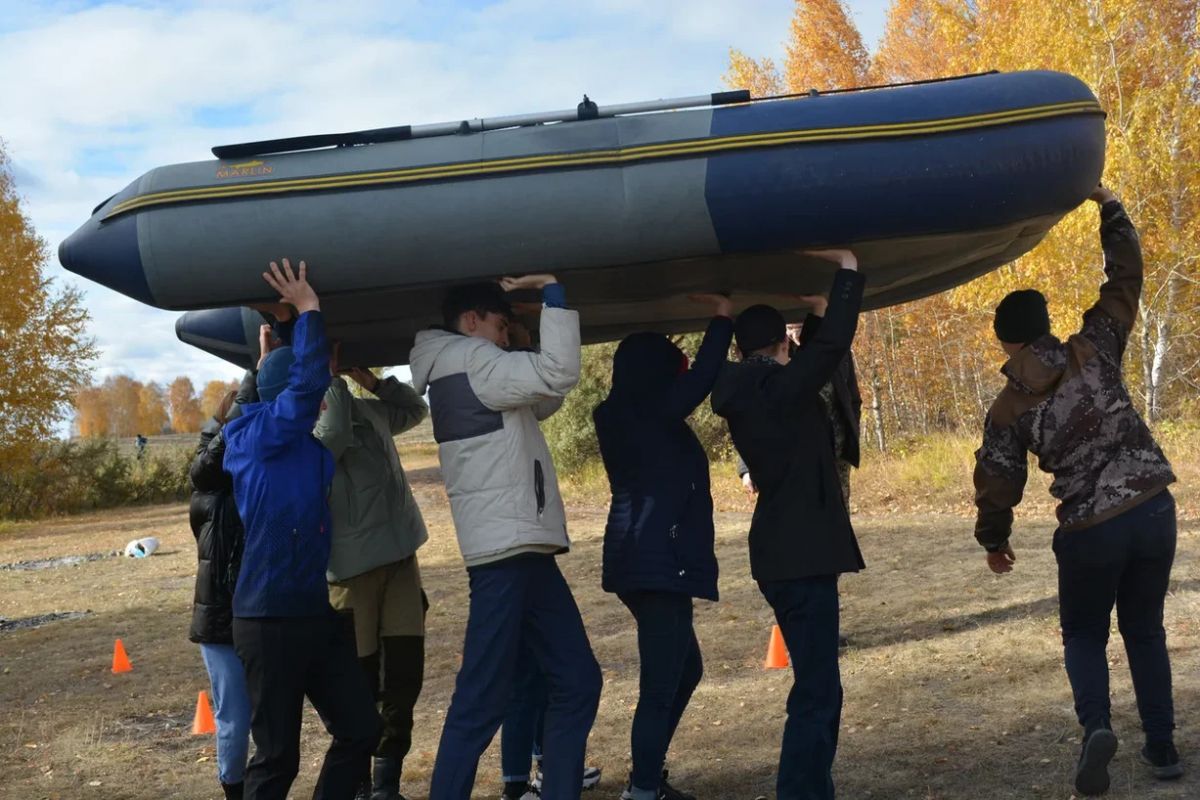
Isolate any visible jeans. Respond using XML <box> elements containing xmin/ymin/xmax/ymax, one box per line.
<box><xmin>1054</xmin><ymin>490</ymin><xmax>1177</xmax><ymax>742</ymax></box>
<box><xmin>500</xmin><ymin>646</ymin><xmax>548</xmax><ymax>783</ymax></box>
<box><xmin>758</xmin><ymin>576</ymin><xmax>842</xmax><ymax>800</ymax></box>
<box><xmin>430</xmin><ymin>554</ymin><xmax>602</xmax><ymax>800</ymax></box>
<box><xmin>233</xmin><ymin>611</ymin><xmax>383</xmax><ymax>800</ymax></box>
<box><xmin>200</xmin><ymin>643</ymin><xmax>252</xmax><ymax>786</ymax></box>
<box><xmin>618</xmin><ymin>591</ymin><xmax>703</xmax><ymax>796</ymax></box>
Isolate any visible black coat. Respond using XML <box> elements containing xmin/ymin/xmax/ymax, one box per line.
<box><xmin>797</xmin><ymin>313</ymin><xmax>863</xmax><ymax>467</ymax></box>
<box><xmin>736</xmin><ymin>314</ymin><xmax>863</xmax><ymax>479</ymax></box>
<box><xmin>594</xmin><ymin>316</ymin><xmax>734</xmax><ymax>601</ymax></box>
<box><xmin>711</xmin><ymin>270</ymin><xmax>867</xmax><ymax>582</ymax></box>
<box><xmin>187</xmin><ymin>417</ymin><xmax>245</xmax><ymax>644</ymax></box>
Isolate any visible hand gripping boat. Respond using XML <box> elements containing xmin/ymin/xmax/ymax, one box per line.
<box><xmin>60</xmin><ymin>70</ymin><xmax>1105</xmax><ymax>367</ymax></box>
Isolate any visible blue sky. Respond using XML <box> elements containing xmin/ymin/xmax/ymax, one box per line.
<box><xmin>0</xmin><ymin>0</ymin><xmax>889</xmax><ymax>396</ymax></box>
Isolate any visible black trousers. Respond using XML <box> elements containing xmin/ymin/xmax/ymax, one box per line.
<box><xmin>233</xmin><ymin>612</ymin><xmax>383</xmax><ymax>800</ymax></box>
<box><xmin>758</xmin><ymin>575</ymin><xmax>842</xmax><ymax>800</ymax></box>
<box><xmin>355</xmin><ymin>634</ymin><xmax>425</xmax><ymax>763</ymax></box>
<box><xmin>1054</xmin><ymin>490</ymin><xmax>1177</xmax><ymax>742</ymax></box>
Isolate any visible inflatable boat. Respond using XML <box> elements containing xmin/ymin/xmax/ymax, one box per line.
<box><xmin>61</xmin><ymin>70</ymin><xmax>1106</xmax><ymax>367</ymax></box>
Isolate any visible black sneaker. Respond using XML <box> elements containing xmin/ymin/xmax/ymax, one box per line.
<box><xmin>659</xmin><ymin>770</ymin><xmax>695</xmax><ymax>800</ymax></box>
<box><xmin>1075</xmin><ymin>727</ymin><xmax>1119</xmax><ymax>796</ymax></box>
<box><xmin>1141</xmin><ymin>741</ymin><xmax>1183</xmax><ymax>780</ymax></box>
<box><xmin>620</xmin><ymin>771</ymin><xmax>695</xmax><ymax>800</ymax></box>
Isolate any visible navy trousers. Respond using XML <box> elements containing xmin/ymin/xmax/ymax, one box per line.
<box><xmin>758</xmin><ymin>575</ymin><xmax>842</xmax><ymax>800</ymax></box>
<box><xmin>430</xmin><ymin>554</ymin><xmax>602</xmax><ymax>800</ymax></box>
<box><xmin>619</xmin><ymin>591</ymin><xmax>703</xmax><ymax>794</ymax></box>
<box><xmin>500</xmin><ymin>645</ymin><xmax>548</xmax><ymax>783</ymax></box>
<box><xmin>1054</xmin><ymin>490</ymin><xmax>1177</xmax><ymax>742</ymax></box>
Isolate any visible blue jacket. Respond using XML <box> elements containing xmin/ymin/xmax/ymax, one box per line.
<box><xmin>223</xmin><ymin>311</ymin><xmax>334</xmax><ymax>618</ymax></box>
<box><xmin>594</xmin><ymin>316</ymin><xmax>733</xmax><ymax>601</ymax></box>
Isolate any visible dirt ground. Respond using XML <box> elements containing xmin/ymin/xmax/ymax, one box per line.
<box><xmin>1</xmin><ymin>449</ymin><xmax>1196</xmax><ymax>800</ymax></box>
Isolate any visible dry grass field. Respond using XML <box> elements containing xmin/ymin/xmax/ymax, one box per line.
<box><xmin>1</xmin><ymin>444</ymin><xmax>1196</xmax><ymax>800</ymax></box>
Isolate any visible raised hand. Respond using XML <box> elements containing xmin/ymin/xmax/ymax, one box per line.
<box><xmin>263</xmin><ymin>258</ymin><xmax>319</xmax><ymax>314</ymax></box>
<box><xmin>687</xmin><ymin>292</ymin><xmax>733</xmax><ymax>318</ymax></box>
<box><xmin>344</xmin><ymin>367</ymin><xmax>381</xmax><ymax>393</ymax></box>
<box><xmin>1089</xmin><ymin>184</ymin><xmax>1117</xmax><ymax>205</ymax></box>
<box><xmin>499</xmin><ymin>274</ymin><xmax>558</xmax><ymax>292</ymax></box>
<box><xmin>256</xmin><ymin>324</ymin><xmax>275</xmax><ymax>370</ymax></box>
<box><xmin>804</xmin><ymin>249</ymin><xmax>858</xmax><ymax>272</ymax></box>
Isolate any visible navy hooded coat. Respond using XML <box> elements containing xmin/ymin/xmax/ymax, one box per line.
<box><xmin>593</xmin><ymin>316</ymin><xmax>734</xmax><ymax>601</ymax></box>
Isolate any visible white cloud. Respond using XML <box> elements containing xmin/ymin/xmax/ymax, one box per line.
<box><xmin>1</xmin><ymin>0</ymin><xmax>884</xmax><ymax>405</ymax></box>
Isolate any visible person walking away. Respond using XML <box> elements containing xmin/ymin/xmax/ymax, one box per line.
<box><xmin>973</xmin><ymin>185</ymin><xmax>1181</xmax><ymax>796</ymax></box>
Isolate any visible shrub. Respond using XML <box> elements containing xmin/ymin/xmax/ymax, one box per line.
<box><xmin>0</xmin><ymin>437</ymin><xmax>194</xmax><ymax>520</ymax></box>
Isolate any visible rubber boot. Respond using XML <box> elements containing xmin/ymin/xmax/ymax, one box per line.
<box><xmin>371</xmin><ymin>755</ymin><xmax>402</xmax><ymax>800</ymax></box>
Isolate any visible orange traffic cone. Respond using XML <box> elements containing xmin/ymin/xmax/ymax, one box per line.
<box><xmin>192</xmin><ymin>690</ymin><xmax>217</xmax><ymax>735</ymax></box>
<box><xmin>111</xmin><ymin>639</ymin><xmax>133</xmax><ymax>674</ymax></box>
<box><xmin>764</xmin><ymin>624</ymin><xmax>789</xmax><ymax>669</ymax></box>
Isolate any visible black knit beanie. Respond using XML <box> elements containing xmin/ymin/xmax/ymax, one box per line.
<box><xmin>993</xmin><ymin>289</ymin><xmax>1050</xmax><ymax>344</ymax></box>
<box><xmin>735</xmin><ymin>304</ymin><xmax>787</xmax><ymax>355</ymax></box>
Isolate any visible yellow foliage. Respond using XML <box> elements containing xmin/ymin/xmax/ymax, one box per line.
<box><xmin>727</xmin><ymin>0</ymin><xmax>1200</xmax><ymax>436</ymax></box>
<box><xmin>0</xmin><ymin>144</ymin><xmax>95</xmax><ymax>469</ymax></box>
<box><xmin>724</xmin><ymin>48</ymin><xmax>784</xmax><ymax>96</ymax></box>
<box><xmin>167</xmin><ymin>376</ymin><xmax>204</xmax><ymax>433</ymax></box>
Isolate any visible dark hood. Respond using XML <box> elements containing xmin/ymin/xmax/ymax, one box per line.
<box><xmin>609</xmin><ymin>332</ymin><xmax>686</xmax><ymax>404</ymax></box>
<box><xmin>1001</xmin><ymin>333</ymin><xmax>1068</xmax><ymax>395</ymax></box>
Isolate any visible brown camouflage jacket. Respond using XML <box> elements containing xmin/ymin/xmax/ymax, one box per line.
<box><xmin>973</xmin><ymin>200</ymin><xmax>1176</xmax><ymax>549</ymax></box>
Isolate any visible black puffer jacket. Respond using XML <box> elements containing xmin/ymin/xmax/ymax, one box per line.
<box><xmin>188</xmin><ymin>416</ymin><xmax>245</xmax><ymax>644</ymax></box>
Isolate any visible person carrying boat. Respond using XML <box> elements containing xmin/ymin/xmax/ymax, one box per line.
<box><xmin>223</xmin><ymin>259</ymin><xmax>383</xmax><ymax>800</ymax></box>
<box><xmin>736</xmin><ymin>308</ymin><xmax>862</xmax><ymax>512</ymax></box>
<box><xmin>496</xmin><ymin>316</ymin><xmax>603</xmax><ymax>800</ymax></box>
<box><xmin>972</xmin><ymin>185</ymin><xmax>1181</xmax><ymax>796</ymax></box>
<box><xmin>592</xmin><ymin>293</ymin><xmax>735</xmax><ymax>800</ymax></box>
<box><xmin>711</xmin><ymin>250</ymin><xmax>866</xmax><ymax>800</ymax></box>
<box><xmin>188</xmin><ymin>386</ymin><xmax>251</xmax><ymax>800</ymax></box>
<box><xmin>314</xmin><ymin>348</ymin><xmax>431</xmax><ymax>800</ymax></box>
<box><xmin>409</xmin><ymin>278</ymin><xmax>602</xmax><ymax>800</ymax></box>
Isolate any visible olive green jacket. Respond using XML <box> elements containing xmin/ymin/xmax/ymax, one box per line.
<box><xmin>314</xmin><ymin>376</ymin><xmax>429</xmax><ymax>581</ymax></box>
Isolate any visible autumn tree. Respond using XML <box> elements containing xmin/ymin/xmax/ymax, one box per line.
<box><xmin>0</xmin><ymin>143</ymin><xmax>96</xmax><ymax>470</ymax></box>
<box><xmin>137</xmin><ymin>382</ymin><xmax>169</xmax><ymax>434</ymax></box>
<box><xmin>74</xmin><ymin>385</ymin><xmax>109</xmax><ymax>437</ymax></box>
<box><xmin>200</xmin><ymin>379</ymin><xmax>241</xmax><ymax>419</ymax></box>
<box><xmin>725</xmin><ymin>0</ymin><xmax>1200</xmax><ymax>443</ymax></box>
<box><xmin>167</xmin><ymin>376</ymin><xmax>204</xmax><ymax>433</ymax></box>
<box><xmin>725</xmin><ymin>0</ymin><xmax>869</xmax><ymax>95</ymax></box>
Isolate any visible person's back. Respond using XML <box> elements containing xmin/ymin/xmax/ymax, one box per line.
<box><xmin>710</xmin><ymin>249</ymin><xmax>865</xmax><ymax>800</ymax></box>
<box><xmin>973</xmin><ymin>187</ymin><xmax>1182</xmax><ymax>795</ymax></box>
<box><xmin>221</xmin><ymin>260</ymin><xmax>381</xmax><ymax>800</ymax></box>
<box><xmin>593</xmin><ymin>296</ymin><xmax>733</xmax><ymax>800</ymax></box>
<box><xmin>223</xmin><ymin>311</ymin><xmax>335</xmax><ymax>618</ymax></box>
<box><xmin>594</xmin><ymin>300</ymin><xmax>732</xmax><ymax>601</ymax></box>
<box><xmin>974</xmin><ymin>197</ymin><xmax>1174</xmax><ymax>535</ymax></box>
